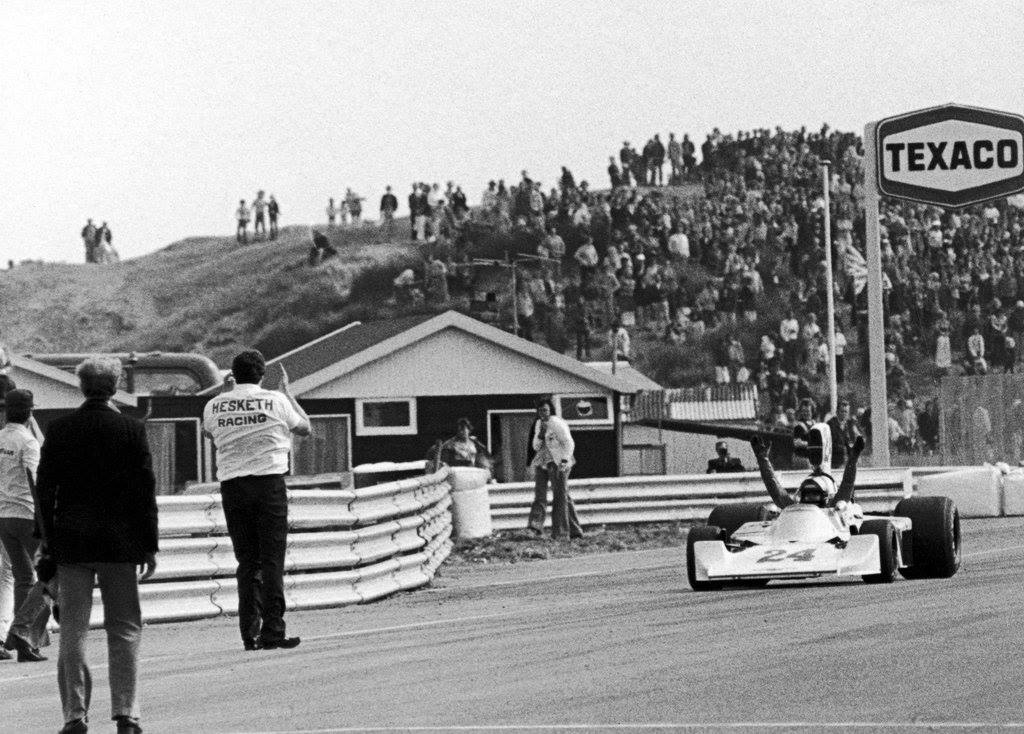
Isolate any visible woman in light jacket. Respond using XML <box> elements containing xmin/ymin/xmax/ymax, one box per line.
<box><xmin>526</xmin><ymin>398</ymin><xmax>584</xmax><ymax>539</ymax></box>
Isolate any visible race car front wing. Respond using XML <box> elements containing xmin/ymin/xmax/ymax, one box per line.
<box><xmin>692</xmin><ymin>535</ymin><xmax>881</xmax><ymax>581</ymax></box>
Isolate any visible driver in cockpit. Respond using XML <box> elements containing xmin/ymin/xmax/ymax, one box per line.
<box><xmin>750</xmin><ymin>422</ymin><xmax>865</xmax><ymax>510</ymax></box>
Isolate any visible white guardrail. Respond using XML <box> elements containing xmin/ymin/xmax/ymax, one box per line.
<box><xmin>90</xmin><ymin>463</ymin><xmax>1007</xmax><ymax>626</ymax></box>
<box><xmin>89</xmin><ymin>467</ymin><xmax>454</xmax><ymax>627</ymax></box>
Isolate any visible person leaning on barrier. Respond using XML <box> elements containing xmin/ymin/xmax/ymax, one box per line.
<box><xmin>0</xmin><ymin>389</ymin><xmax>52</xmax><ymax>662</ymax></box>
<box><xmin>202</xmin><ymin>350</ymin><xmax>310</xmax><ymax>652</ymax></box>
<box><xmin>36</xmin><ymin>357</ymin><xmax>158</xmax><ymax>734</ymax></box>
<box><xmin>439</xmin><ymin>418</ymin><xmax>493</xmax><ymax>474</ymax></box>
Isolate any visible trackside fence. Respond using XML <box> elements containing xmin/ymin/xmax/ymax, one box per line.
<box><xmin>490</xmin><ymin>467</ymin><xmax>918</xmax><ymax>529</ymax></box>
<box><xmin>88</xmin><ymin>467</ymin><xmax>453</xmax><ymax>627</ymax></box>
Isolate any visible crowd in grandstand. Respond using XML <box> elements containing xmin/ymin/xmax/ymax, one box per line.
<box><xmin>317</xmin><ymin>123</ymin><xmax>1024</xmax><ymax>458</ymax></box>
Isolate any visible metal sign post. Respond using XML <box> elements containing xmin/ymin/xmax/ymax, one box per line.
<box><xmin>863</xmin><ymin>122</ymin><xmax>889</xmax><ymax>464</ymax></box>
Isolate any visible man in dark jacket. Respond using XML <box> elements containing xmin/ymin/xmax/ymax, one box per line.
<box><xmin>36</xmin><ymin>357</ymin><xmax>157</xmax><ymax>734</ymax></box>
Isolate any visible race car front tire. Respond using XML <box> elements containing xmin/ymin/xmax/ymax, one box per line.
<box><xmin>686</xmin><ymin>525</ymin><xmax>724</xmax><ymax>591</ymax></box>
<box><xmin>861</xmin><ymin>519</ymin><xmax>898</xmax><ymax>584</ymax></box>
<box><xmin>894</xmin><ymin>496</ymin><xmax>961</xmax><ymax>579</ymax></box>
<box><xmin>707</xmin><ymin>503</ymin><xmax>770</xmax><ymax>539</ymax></box>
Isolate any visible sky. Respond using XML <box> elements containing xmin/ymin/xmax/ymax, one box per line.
<box><xmin>3</xmin><ymin>0</ymin><xmax>1024</xmax><ymax>265</ymax></box>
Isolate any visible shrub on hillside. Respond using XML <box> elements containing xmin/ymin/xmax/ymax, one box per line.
<box><xmin>253</xmin><ymin>317</ymin><xmax>322</xmax><ymax>359</ymax></box>
<box><xmin>348</xmin><ymin>253</ymin><xmax>423</xmax><ymax>304</ymax></box>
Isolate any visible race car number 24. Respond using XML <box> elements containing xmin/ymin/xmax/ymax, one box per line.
<box><xmin>757</xmin><ymin>548</ymin><xmax>815</xmax><ymax>563</ymax></box>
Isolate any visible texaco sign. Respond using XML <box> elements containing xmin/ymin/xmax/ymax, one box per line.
<box><xmin>876</xmin><ymin>104</ymin><xmax>1024</xmax><ymax>208</ymax></box>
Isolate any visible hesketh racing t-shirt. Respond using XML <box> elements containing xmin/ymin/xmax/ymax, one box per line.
<box><xmin>203</xmin><ymin>383</ymin><xmax>302</xmax><ymax>481</ymax></box>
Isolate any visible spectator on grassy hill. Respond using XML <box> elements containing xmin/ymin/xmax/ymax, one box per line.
<box><xmin>412</xmin><ymin>184</ymin><xmax>430</xmax><ymax>241</ymax></box>
<box><xmin>481</xmin><ymin>181</ymin><xmax>498</xmax><ymax>214</ymax></box>
<box><xmin>967</xmin><ymin>327</ymin><xmax>986</xmax><ymax>373</ymax></box>
<box><xmin>252</xmin><ymin>191</ymin><xmax>268</xmax><ymax>240</ymax></box>
<box><xmin>235</xmin><ymin>200</ymin><xmax>251</xmax><ymax>243</ymax></box>
<box><xmin>81</xmin><ymin>219</ymin><xmax>98</xmax><ymax>264</ymax></box>
<box><xmin>325</xmin><ymin>198</ymin><xmax>337</xmax><ymax>229</ymax></box>
<box><xmin>608</xmin><ymin>157</ymin><xmax>622</xmax><ymax>189</ymax></box>
<box><xmin>345</xmin><ymin>188</ymin><xmax>364</xmax><ymax>224</ymax></box>
<box><xmin>94</xmin><ymin>222</ymin><xmax>118</xmax><ymax>264</ymax></box>
<box><xmin>610</xmin><ymin>319</ymin><xmax>631</xmax><ymax>363</ymax></box>
<box><xmin>308</xmin><ymin>228</ymin><xmax>337</xmax><ymax>266</ymax></box>
<box><xmin>379</xmin><ymin>186</ymin><xmax>397</xmax><ymax>235</ymax></box>
<box><xmin>649</xmin><ymin>134</ymin><xmax>666</xmax><ymax>186</ymax></box>
<box><xmin>268</xmin><ymin>195</ymin><xmax>280</xmax><ymax>240</ymax></box>
<box><xmin>667</xmin><ymin>133</ymin><xmax>682</xmax><ymax>183</ymax></box>
<box><xmin>681</xmin><ymin>134</ymin><xmax>697</xmax><ymax>173</ymax></box>
<box><xmin>571</xmin><ymin>297</ymin><xmax>592</xmax><ymax>360</ymax></box>
<box><xmin>424</xmin><ymin>254</ymin><xmax>448</xmax><ymax>305</ymax></box>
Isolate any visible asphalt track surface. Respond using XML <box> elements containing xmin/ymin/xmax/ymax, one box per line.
<box><xmin>4</xmin><ymin>518</ymin><xmax>1024</xmax><ymax>734</ymax></box>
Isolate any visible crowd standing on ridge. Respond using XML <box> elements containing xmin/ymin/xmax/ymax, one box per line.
<box><xmin>235</xmin><ymin>191</ymin><xmax>280</xmax><ymax>244</ymax></box>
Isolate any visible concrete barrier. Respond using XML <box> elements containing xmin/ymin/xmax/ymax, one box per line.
<box><xmin>917</xmin><ymin>466</ymin><xmax>1002</xmax><ymax>517</ymax></box>
<box><xmin>1002</xmin><ymin>469</ymin><xmax>1024</xmax><ymax>516</ymax></box>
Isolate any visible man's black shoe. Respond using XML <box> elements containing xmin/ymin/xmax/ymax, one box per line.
<box><xmin>58</xmin><ymin>719</ymin><xmax>87</xmax><ymax>734</ymax></box>
<box><xmin>258</xmin><ymin>636</ymin><xmax>300</xmax><ymax>650</ymax></box>
<box><xmin>8</xmin><ymin>634</ymin><xmax>47</xmax><ymax>662</ymax></box>
<box><xmin>243</xmin><ymin>638</ymin><xmax>260</xmax><ymax>651</ymax></box>
<box><xmin>114</xmin><ymin>715</ymin><xmax>142</xmax><ymax>733</ymax></box>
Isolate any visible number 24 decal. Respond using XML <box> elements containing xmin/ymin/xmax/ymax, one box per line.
<box><xmin>757</xmin><ymin>548</ymin><xmax>816</xmax><ymax>563</ymax></box>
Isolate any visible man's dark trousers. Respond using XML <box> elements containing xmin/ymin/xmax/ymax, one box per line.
<box><xmin>221</xmin><ymin>474</ymin><xmax>288</xmax><ymax>643</ymax></box>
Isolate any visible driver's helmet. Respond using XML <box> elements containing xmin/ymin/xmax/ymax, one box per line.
<box><xmin>798</xmin><ymin>473</ymin><xmax>836</xmax><ymax>507</ymax></box>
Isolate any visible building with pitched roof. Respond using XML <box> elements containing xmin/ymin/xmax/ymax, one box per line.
<box><xmin>149</xmin><ymin>310</ymin><xmax>650</xmax><ymax>491</ymax></box>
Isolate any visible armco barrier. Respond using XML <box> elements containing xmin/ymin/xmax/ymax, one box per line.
<box><xmin>87</xmin><ymin>467</ymin><xmax>453</xmax><ymax>628</ymax></box>
<box><xmin>489</xmin><ymin>467</ymin><xmax>917</xmax><ymax>529</ymax></box>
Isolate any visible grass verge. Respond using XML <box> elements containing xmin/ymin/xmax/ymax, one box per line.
<box><xmin>446</xmin><ymin>523</ymin><xmax>690</xmax><ymax>566</ymax></box>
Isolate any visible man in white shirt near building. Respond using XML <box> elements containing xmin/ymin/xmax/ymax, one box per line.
<box><xmin>0</xmin><ymin>389</ymin><xmax>50</xmax><ymax>662</ymax></box>
<box><xmin>203</xmin><ymin>350</ymin><xmax>311</xmax><ymax>651</ymax></box>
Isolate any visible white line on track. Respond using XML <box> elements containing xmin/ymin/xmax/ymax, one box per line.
<box><xmin>964</xmin><ymin>543</ymin><xmax>1024</xmax><ymax>558</ymax></box>
<box><xmin>228</xmin><ymin>722</ymin><xmax>1024</xmax><ymax>733</ymax></box>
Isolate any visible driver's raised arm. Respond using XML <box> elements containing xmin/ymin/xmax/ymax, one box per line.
<box><xmin>751</xmin><ymin>436</ymin><xmax>793</xmax><ymax>509</ymax></box>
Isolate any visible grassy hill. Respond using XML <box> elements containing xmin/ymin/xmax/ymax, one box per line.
<box><xmin>1</xmin><ymin>224</ymin><xmax>424</xmax><ymax>365</ymax></box>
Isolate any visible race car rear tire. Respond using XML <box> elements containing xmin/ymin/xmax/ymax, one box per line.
<box><xmin>861</xmin><ymin>519</ymin><xmax>898</xmax><ymax>584</ymax></box>
<box><xmin>707</xmin><ymin>503</ymin><xmax>770</xmax><ymax>539</ymax></box>
<box><xmin>894</xmin><ymin>496</ymin><xmax>961</xmax><ymax>579</ymax></box>
<box><xmin>687</xmin><ymin>525</ymin><xmax>724</xmax><ymax>591</ymax></box>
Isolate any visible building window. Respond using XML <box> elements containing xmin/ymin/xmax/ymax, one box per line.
<box><xmin>356</xmin><ymin>398</ymin><xmax>417</xmax><ymax>435</ymax></box>
<box><xmin>554</xmin><ymin>394</ymin><xmax>613</xmax><ymax>425</ymax></box>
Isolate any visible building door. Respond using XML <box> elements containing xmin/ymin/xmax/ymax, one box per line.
<box><xmin>292</xmin><ymin>414</ymin><xmax>352</xmax><ymax>476</ymax></box>
<box><xmin>487</xmin><ymin>410</ymin><xmax>535</xmax><ymax>483</ymax></box>
<box><xmin>146</xmin><ymin>418</ymin><xmax>201</xmax><ymax>495</ymax></box>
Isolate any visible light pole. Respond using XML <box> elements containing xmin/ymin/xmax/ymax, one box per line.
<box><xmin>821</xmin><ymin>161</ymin><xmax>838</xmax><ymax>417</ymax></box>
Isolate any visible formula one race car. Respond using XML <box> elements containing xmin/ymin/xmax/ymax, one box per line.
<box><xmin>686</xmin><ymin>494</ymin><xmax>962</xmax><ymax>590</ymax></box>
<box><xmin>685</xmin><ymin>421</ymin><xmax>961</xmax><ymax>590</ymax></box>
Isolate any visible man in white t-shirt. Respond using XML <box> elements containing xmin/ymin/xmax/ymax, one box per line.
<box><xmin>0</xmin><ymin>389</ymin><xmax>49</xmax><ymax>662</ymax></box>
<box><xmin>203</xmin><ymin>350</ymin><xmax>310</xmax><ymax>651</ymax></box>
